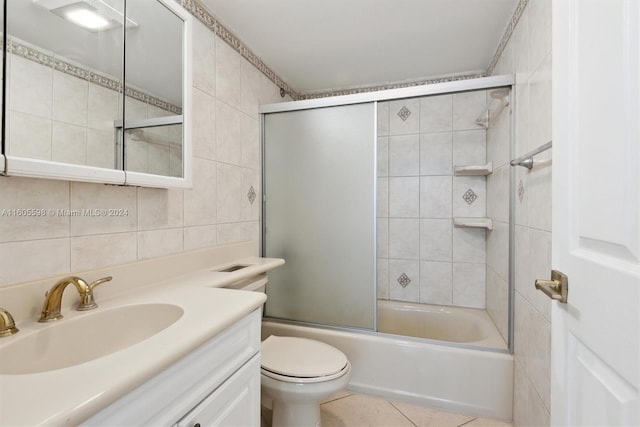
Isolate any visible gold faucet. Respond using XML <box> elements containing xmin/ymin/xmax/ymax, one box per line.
<box><xmin>0</xmin><ymin>308</ymin><xmax>18</xmax><ymax>337</ymax></box>
<box><xmin>39</xmin><ymin>276</ymin><xmax>112</xmax><ymax>323</ymax></box>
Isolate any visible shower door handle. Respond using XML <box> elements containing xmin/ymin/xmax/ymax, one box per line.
<box><xmin>535</xmin><ymin>270</ymin><xmax>568</xmax><ymax>303</ymax></box>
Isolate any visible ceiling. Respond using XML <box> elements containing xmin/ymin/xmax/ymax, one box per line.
<box><xmin>200</xmin><ymin>0</ymin><xmax>519</xmax><ymax>94</ymax></box>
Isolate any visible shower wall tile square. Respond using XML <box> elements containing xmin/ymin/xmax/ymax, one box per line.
<box><xmin>389</xmin><ymin>177</ymin><xmax>419</xmax><ymax>217</ymax></box>
<box><xmin>453</xmin><ymin>176</ymin><xmax>486</xmax><ymax>217</ymax></box>
<box><xmin>377</xmin><ymin>136</ymin><xmax>389</xmax><ymax>177</ymax></box>
<box><xmin>452</xmin><ymin>130</ymin><xmax>486</xmax><ymax>166</ymax></box>
<box><xmin>389</xmin><ymin>259</ymin><xmax>420</xmax><ymax>302</ymax></box>
<box><xmin>389</xmin><ymin>219</ymin><xmax>420</xmax><ymax>260</ymax></box>
<box><xmin>419</xmin><ymin>133</ymin><xmax>452</xmax><ymax>175</ymax></box>
<box><xmin>377</xmin><ymin>218</ymin><xmax>389</xmax><ymax>258</ymax></box>
<box><xmin>486</xmin><ymin>266</ymin><xmax>509</xmax><ymax>340</ymax></box>
<box><xmin>487</xmin><ymin>220</ymin><xmax>509</xmax><ymax>281</ymax></box>
<box><xmin>419</xmin><ymin>219</ymin><xmax>452</xmax><ymax>262</ymax></box>
<box><xmin>419</xmin><ymin>94</ymin><xmax>453</xmax><ymax>133</ymax></box>
<box><xmin>389</xmin><ymin>135</ymin><xmax>419</xmax><ymax>176</ymax></box>
<box><xmin>452</xmin><ymin>227</ymin><xmax>486</xmax><ymax>263</ymax></box>
<box><xmin>419</xmin><ymin>261</ymin><xmax>453</xmax><ymax>305</ymax></box>
<box><xmin>377</xmin><ymin>101</ymin><xmax>390</xmax><ymax>136</ymax></box>
<box><xmin>486</xmin><ymin>108</ymin><xmax>510</xmax><ymax>168</ymax></box>
<box><xmin>487</xmin><ymin>165</ymin><xmax>510</xmax><ymax>223</ymax></box>
<box><xmin>452</xmin><ymin>262</ymin><xmax>486</xmax><ymax>308</ymax></box>
<box><xmin>452</xmin><ymin>90</ymin><xmax>487</xmax><ymax>131</ymax></box>
<box><xmin>125</xmin><ymin>96</ymin><xmax>149</xmax><ymax>121</ymax></box>
<box><xmin>377</xmin><ymin>178</ymin><xmax>389</xmax><ymax>218</ymax></box>
<box><xmin>241</xmin><ymin>114</ymin><xmax>260</xmax><ymax>169</ymax></box>
<box><xmin>377</xmin><ymin>258</ymin><xmax>390</xmax><ymax>300</ymax></box>
<box><xmin>419</xmin><ymin>176</ymin><xmax>452</xmax><ymax>218</ymax></box>
<box><xmin>389</xmin><ymin>99</ymin><xmax>419</xmax><ymax>135</ymax></box>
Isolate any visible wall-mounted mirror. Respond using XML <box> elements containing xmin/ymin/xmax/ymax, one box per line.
<box><xmin>1</xmin><ymin>0</ymin><xmax>191</xmax><ymax>188</ymax></box>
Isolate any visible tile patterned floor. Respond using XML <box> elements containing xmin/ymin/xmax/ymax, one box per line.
<box><xmin>319</xmin><ymin>392</ymin><xmax>514</xmax><ymax>427</ymax></box>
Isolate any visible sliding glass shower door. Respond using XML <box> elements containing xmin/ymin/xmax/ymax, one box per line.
<box><xmin>263</xmin><ymin>103</ymin><xmax>376</xmax><ymax>329</ymax></box>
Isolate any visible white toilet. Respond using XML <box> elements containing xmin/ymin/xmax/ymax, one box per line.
<box><xmin>261</xmin><ymin>335</ymin><xmax>351</xmax><ymax>427</ymax></box>
<box><xmin>230</xmin><ymin>276</ymin><xmax>351</xmax><ymax>427</ymax></box>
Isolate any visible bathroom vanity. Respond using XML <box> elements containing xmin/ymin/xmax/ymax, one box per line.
<box><xmin>0</xmin><ymin>242</ymin><xmax>283</xmax><ymax>426</ymax></box>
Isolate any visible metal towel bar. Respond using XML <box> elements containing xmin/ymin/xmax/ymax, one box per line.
<box><xmin>510</xmin><ymin>141</ymin><xmax>552</xmax><ymax>169</ymax></box>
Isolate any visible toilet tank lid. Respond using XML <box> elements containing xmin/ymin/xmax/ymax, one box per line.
<box><xmin>261</xmin><ymin>336</ymin><xmax>348</xmax><ymax>378</ymax></box>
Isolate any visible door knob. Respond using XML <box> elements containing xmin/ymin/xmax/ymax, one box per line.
<box><xmin>535</xmin><ymin>270</ymin><xmax>568</xmax><ymax>303</ymax></box>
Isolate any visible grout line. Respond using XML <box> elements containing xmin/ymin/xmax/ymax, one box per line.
<box><xmin>320</xmin><ymin>393</ymin><xmax>354</xmax><ymax>405</ymax></box>
<box><xmin>458</xmin><ymin>417</ymin><xmax>478</xmax><ymax>427</ymax></box>
<box><xmin>388</xmin><ymin>401</ymin><xmax>418</xmax><ymax>427</ymax></box>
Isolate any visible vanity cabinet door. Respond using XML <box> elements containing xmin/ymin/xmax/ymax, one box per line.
<box><xmin>175</xmin><ymin>354</ymin><xmax>260</xmax><ymax>427</ymax></box>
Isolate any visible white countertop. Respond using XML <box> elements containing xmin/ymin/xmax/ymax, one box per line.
<box><xmin>0</xmin><ymin>255</ymin><xmax>284</xmax><ymax>426</ymax></box>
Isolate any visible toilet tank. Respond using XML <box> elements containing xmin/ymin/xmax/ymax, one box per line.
<box><xmin>223</xmin><ymin>273</ymin><xmax>267</xmax><ymax>293</ymax></box>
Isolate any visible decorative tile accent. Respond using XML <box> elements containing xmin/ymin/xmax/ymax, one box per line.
<box><xmin>7</xmin><ymin>38</ymin><xmax>182</xmax><ymax>115</ymax></box>
<box><xmin>397</xmin><ymin>273</ymin><xmax>411</xmax><ymax>288</ymax></box>
<box><xmin>397</xmin><ymin>106</ymin><xmax>411</xmax><ymax>121</ymax></box>
<box><xmin>518</xmin><ymin>179</ymin><xmax>525</xmax><ymax>203</ymax></box>
<box><xmin>247</xmin><ymin>186</ymin><xmax>256</xmax><ymax>204</ymax></box>
<box><xmin>486</xmin><ymin>0</ymin><xmax>529</xmax><ymax>75</ymax></box>
<box><xmin>462</xmin><ymin>189</ymin><xmax>478</xmax><ymax>205</ymax></box>
<box><xmin>181</xmin><ymin>0</ymin><xmax>300</xmax><ymax>100</ymax></box>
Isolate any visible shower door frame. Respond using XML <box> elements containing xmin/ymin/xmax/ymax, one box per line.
<box><xmin>260</xmin><ymin>74</ymin><xmax>516</xmax><ymax>354</ymax></box>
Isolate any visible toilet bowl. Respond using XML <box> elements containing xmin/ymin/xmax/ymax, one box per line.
<box><xmin>261</xmin><ymin>335</ymin><xmax>351</xmax><ymax>427</ymax></box>
<box><xmin>225</xmin><ymin>275</ymin><xmax>352</xmax><ymax>426</ymax></box>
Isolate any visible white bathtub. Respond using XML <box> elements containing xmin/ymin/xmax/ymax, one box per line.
<box><xmin>262</xmin><ymin>313</ymin><xmax>514</xmax><ymax>420</ymax></box>
<box><xmin>377</xmin><ymin>300</ymin><xmax>508</xmax><ymax>349</ymax></box>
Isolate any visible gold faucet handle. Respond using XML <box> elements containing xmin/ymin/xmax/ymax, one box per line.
<box><xmin>89</xmin><ymin>276</ymin><xmax>112</xmax><ymax>290</ymax></box>
<box><xmin>77</xmin><ymin>276</ymin><xmax>112</xmax><ymax>311</ymax></box>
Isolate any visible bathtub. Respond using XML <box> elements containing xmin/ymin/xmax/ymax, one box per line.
<box><xmin>377</xmin><ymin>300</ymin><xmax>508</xmax><ymax>349</ymax></box>
<box><xmin>262</xmin><ymin>307</ymin><xmax>514</xmax><ymax>420</ymax></box>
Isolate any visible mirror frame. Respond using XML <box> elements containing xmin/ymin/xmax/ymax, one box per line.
<box><xmin>0</xmin><ymin>0</ymin><xmax>192</xmax><ymax>189</ymax></box>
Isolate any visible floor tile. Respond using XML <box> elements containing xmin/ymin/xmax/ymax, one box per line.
<box><xmin>461</xmin><ymin>417</ymin><xmax>514</xmax><ymax>427</ymax></box>
<box><xmin>321</xmin><ymin>394</ymin><xmax>414</xmax><ymax>427</ymax></box>
<box><xmin>391</xmin><ymin>401</ymin><xmax>474</xmax><ymax>427</ymax></box>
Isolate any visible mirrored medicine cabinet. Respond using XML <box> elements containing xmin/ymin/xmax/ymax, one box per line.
<box><xmin>0</xmin><ymin>0</ymin><xmax>192</xmax><ymax>188</ymax></box>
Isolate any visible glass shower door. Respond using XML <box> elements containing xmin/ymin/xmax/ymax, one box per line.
<box><xmin>263</xmin><ymin>103</ymin><xmax>376</xmax><ymax>329</ymax></box>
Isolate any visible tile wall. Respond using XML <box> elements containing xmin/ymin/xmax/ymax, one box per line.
<box><xmin>6</xmin><ymin>42</ymin><xmax>183</xmax><ymax>175</ymax></box>
<box><xmin>485</xmin><ymin>91</ymin><xmax>511</xmax><ymax>342</ymax></box>
<box><xmin>0</xmin><ymin>15</ymin><xmax>285</xmax><ymax>288</ymax></box>
<box><xmin>377</xmin><ymin>91</ymin><xmax>493</xmax><ymax>309</ymax></box>
<box><xmin>491</xmin><ymin>0</ymin><xmax>553</xmax><ymax>425</ymax></box>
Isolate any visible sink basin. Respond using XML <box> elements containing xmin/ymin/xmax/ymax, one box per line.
<box><xmin>0</xmin><ymin>304</ymin><xmax>183</xmax><ymax>375</ymax></box>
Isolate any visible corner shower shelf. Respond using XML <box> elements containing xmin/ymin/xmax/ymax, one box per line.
<box><xmin>453</xmin><ymin>217</ymin><xmax>493</xmax><ymax>230</ymax></box>
<box><xmin>454</xmin><ymin>162</ymin><xmax>493</xmax><ymax>176</ymax></box>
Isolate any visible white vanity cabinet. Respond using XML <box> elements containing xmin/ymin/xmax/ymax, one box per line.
<box><xmin>83</xmin><ymin>309</ymin><xmax>262</xmax><ymax>426</ymax></box>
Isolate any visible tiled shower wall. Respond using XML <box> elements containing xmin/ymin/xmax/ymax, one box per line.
<box><xmin>485</xmin><ymin>93</ymin><xmax>511</xmax><ymax>342</ymax></box>
<box><xmin>377</xmin><ymin>91</ymin><xmax>492</xmax><ymax>309</ymax></box>
<box><xmin>491</xmin><ymin>0</ymin><xmax>553</xmax><ymax>425</ymax></box>
<box><xmin>0</xmin><ymin>14</ymin><xmax>285</xmax><ymax>288</ymax></box>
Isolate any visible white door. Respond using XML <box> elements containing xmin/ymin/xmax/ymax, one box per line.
<box><xmin>552</xmin><ymin>0</ymin><xmax>640</xmax><ymax>425</ymax></box>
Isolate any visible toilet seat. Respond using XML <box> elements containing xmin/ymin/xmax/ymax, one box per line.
<box><xmin>261</xmin><ymin>336</ymin><xmax>349</xmax><ymax>384</ymax></box>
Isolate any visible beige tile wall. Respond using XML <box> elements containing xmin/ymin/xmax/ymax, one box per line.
<box><xmin>0</xmin><ymin>18</ymin><xmax>286</xmax><ymax>288</ymax></box>
<box><xmin>491</xmin><ymin>0</ymin><xmax>552</xmax><ymax>425</ymax></box>
<box><xmin>377</xmin><ymin>91</ymin><xmax>492</xmax><ymax>309</ymax></box>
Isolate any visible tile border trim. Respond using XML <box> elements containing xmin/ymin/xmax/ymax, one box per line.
<box><xmin>7</xmin><ymin>38</ymin><xmax>182</xmax><ymax>115</ymax></box>
<box><xmin>486</xmin><ymin>0</ymin><xmax>529</xmax><ymax>75</ymax></box>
